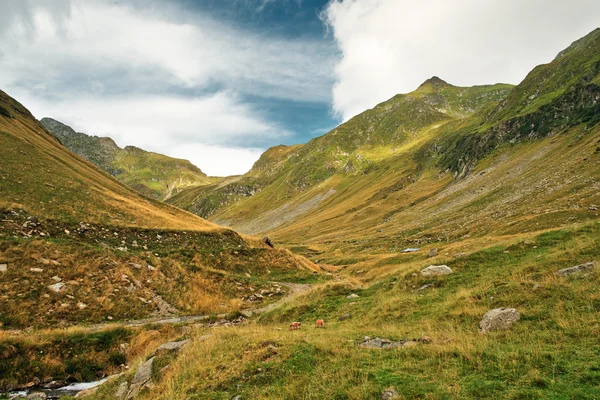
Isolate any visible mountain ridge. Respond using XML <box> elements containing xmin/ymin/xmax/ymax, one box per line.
<box><xmin>40</xmin><ymin>117</ymin><xmax>215</xmax><ymax>200</ymax></box>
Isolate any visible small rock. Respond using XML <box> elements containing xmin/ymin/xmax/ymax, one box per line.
<box><xmin>589</xmin><ymin>205</ymin><xmax>598</xmax><ymax>211</ymax></box>
<box><xmin>382</xmin><ymin>388</ymin><xmax>399</xmax><ymax>399</ymax></box>
<box><xmin>557</xmin><ymin>262</ymin><xmax>596</xmax><ymax>276</ymax></box>
<box><xmin>420</xmin><ymin>265</ymin><xmax>453</xmax><ymax>276</ymax></box>
<box><xmin>339</xmin><ymin>312</ymin><xmax>350</xmax><ymax>321</ymax></box>
<box><xmin>30</xmin><ymin>268</ymin><xmax>44</xmax><ymax>273</ymax></box>
<box><xmin>115</xmin><ymin>381</ymin><xmax>129</xmax><ymax>400</ymax></box>
<box><xmin>0</xmin><ymin>263</ymin><xmax>7</xmax><ymax>272</ymax></box>
<box><xmin>47</xmin><ymin>282</ymin><xmax>65</xmax><ymax>293</ymax></box>
<box><xmin>417</xmin><ymin>284</ymin><xmax>435</xmax><ymax>291</ymax></box>
<box><xmin>347</xmin><ymin>294</ymin><xmax>360</xmax><ymax>299</ymax></box>
<box><xmin>479</xmin><ymin>308</ymin><xmax>520</xmax><ymax>333</ymax></box>
<box><xmin>401</xmin><ymin>248</ymin><xmax>419</xmax><ymax>253</ymax></box>
<box><xmin>154</xmin><ymin>340</ymin><xmax>190</xmax><ymax>355</ymax></box>
<box><xmin>232</xmin><ymin>396</ymin><xmax>242</xmax><ymax>400</ymax></box>
<box><xmin>428</xmin><ymin>248</ymin><xmax>438</xmax><ymax>257</ymax></box>
<box><xmin>77</xmin><ymin>302</ymin><xmax>88</xmax><ymax>310</ymax></box>
<box><xmin>147</xmin><ymin>264</ymin><xmax>155</xmax><ymax>271</ymax></box>
<box><xmin>27</xmin><ymin>393</ymin><xmax>47</xmax><ymax>400</ymax></box>
<box><xmin>51</xmin><ymin>276</ymin><xmax>62</xmax><ymax>282</ymax></box>
<box><xmin>128</xmin><ymin>263</ymin><xmax>142</xmax><ymax>269</ymax></box>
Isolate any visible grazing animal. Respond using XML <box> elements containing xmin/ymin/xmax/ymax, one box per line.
<box><xmin>316</xmin><ymin>319</ymin><xmax>325</xmax><ymax>328</ymax></box>
<box><xmin>289</xmin><ymin>322</ymin><xmax>301</xmax><ymax>330</ymax></box>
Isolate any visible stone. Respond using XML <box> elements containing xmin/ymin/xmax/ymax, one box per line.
<box><xmin>77</xmin><ymin>302</ymin><xmax>88</xmax><ymax>310</ymax></box>
<box><xmin>51</xmin><ymin>276</ymin><xmax>62</xmax><ymax>282</ymax></box>
<box><xmin>232</xmin><ymin>396</ymin><xmax>242</xmax><ymax>400</ymax></box>
<box><xmin>557</xmin><ymin>262</ymin><xmax>596</xmax><ymax>276</ymax></box>
<box><xmin>382</xmin><ymin>388</ymin><xmax>399</xmax><ymax>399</ymax></box>
<box><xmin>428</xmin><ymin>248</ymin><xmax>438</xmax><ymax>257</ymax></box>
<box><xmin>589</xmin><ymin>205</ymin><xmax>598</xmax><ymax>211</ymax></box>
<box><xmin>147</xmin><ymin>264</ymin><xmax>155</xmax><ymax>271</ymax></box>
<box><xmin>129</xmin><ymin>263</ymin><xmax>142</xmax><ymax>269</ymax></box>
<box><xmin>30</xmin><ymin>268</ymin><xmax>44</xmax><ymax>273</ymax></box>
<box><xmin>48</xmin><ymin>282</ymin><xmax>65</xmax><ymax>293</ymax></box>
<box><xmin>127</xmin><ymin>357</ymin><xmax>155</xmax><ymax>399</ymax></box>
<box><xmin>417</xmin><ymin>284</ymin><xmax>435</xmax><ymax>291</ymax></box>
<box><xmin>347</xmin><ymin>293</ymin><xmax>360</xmax><ymax>299</ymax></box>
<box><xmin>339</xmin><ymin>313</ymin><xmax>350</xmax><ymax>321</ymax></box>
<box><xmin>0</xmin><ymin>263</ymin><xmax>7</xmax><ymax>272</ymax></box>
<box><xmin>75</xmin><ymin>387</ymin><xmax>99</xmax><ymax>398</ymax></box>
<box><xmin>360</xmin><ymin>337</ymin><xmax>406</xmax><ymax>349</ymax></box>
<box><xmin>418</xmin><ymin>336</ymin><xmax>433</xmax><ymax>344</ymax></box>
<box><xmin>26</xmin><ymin>393</ymin><xmax>47</xmax><ymax>400</ymax></box>
<box><xmin>479</xmin><ymin>308</ymin><xmax>520</xmax><ymax>333</ymax></box>
<box><xmin>154</xmin><ymin>340</ymin><xmax>190</xmax><ymax>355</ymax></box>
<box><xmin>115</xmin><ymin>381</ymin><xmax>129</xmax><ymax>400</ymax></box>
<box><xmin>420</xmin><ymin>265</ymin><xmax>453</xmax><ymax>276</ymax></box>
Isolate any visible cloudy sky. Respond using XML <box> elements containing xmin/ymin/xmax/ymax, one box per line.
<box><xmin>1</xmin><ymin>0</ymin><xmax>599</xmax><ymax>176</ymax></box>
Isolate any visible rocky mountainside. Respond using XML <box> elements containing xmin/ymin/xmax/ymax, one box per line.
<box><xmin>40</xmin><ymin>118</ymin><xmax>214</xmax><ymax>200</ymax></box>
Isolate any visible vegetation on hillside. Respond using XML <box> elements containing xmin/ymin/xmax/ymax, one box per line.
<box><xmin>40</xmin><ymin>118</ymin><xmax>215</xmax><ymax>200</ymax></box>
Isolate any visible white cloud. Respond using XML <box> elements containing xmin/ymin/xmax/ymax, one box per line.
<box><xmin>323</xmin><ymin>0</ymin><xmax>600</xmax><ymax>121</ymax></box>
<box><xmin>11</xmin><ymin>89</ymin><xmax>287</xmax><ymax>176</ymax></box>
<box><xmin>0</xmin><ymin>0</ymin><xmax>334</xmax><ymax>176</ymax></box>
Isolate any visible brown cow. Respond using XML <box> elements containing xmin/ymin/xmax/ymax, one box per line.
<box><xmin>316</xmin><ymin>319</ymin><xmax>325</xmax><ymax>328</ymax></box>
<box><xmin>289</xmin><ymin>322</ymin><xmax>302</xmax><ymax>330</ymax></box>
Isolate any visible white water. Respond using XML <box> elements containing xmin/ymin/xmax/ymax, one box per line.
<box><xmin>57</xmin><ymin>378</ymin><xmax>108</xmax><ymax>391</ymax></box>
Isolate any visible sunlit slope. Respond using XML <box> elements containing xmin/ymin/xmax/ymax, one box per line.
<box><xmin>169</xmin><ymin>81</ymin><xmax>513</xmax><ymax>223</ymax></box>
<box><xmin>40</xmin><ymin>118</ymin><xmax>215</xmax><ymax>200</ymax></box>
<box><xmin>0</xmin><ymin>90</ymin><xmax>218</xmax><ymax>231</ymax></box>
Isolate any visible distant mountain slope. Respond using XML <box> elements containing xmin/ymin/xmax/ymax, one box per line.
<box><xmin>40</xmin><ymin>118</ymin><xmax>214</xmax><ymax>200</ymax></box>
<box><xmin>169</xmin><ymin>28</ymin><xmax>600</xmax><ymax>267</ymax></box>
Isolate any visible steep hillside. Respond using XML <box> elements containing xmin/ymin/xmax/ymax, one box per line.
<box><xmin>0</xmin><ymin>90</ymin><xmax>318</xmax><ymax>330</ymax></box>
<box><xmin>40</xmin><ymin>118</ymin><xmax>214</xmax><ymax>200</ymax></box>
<box><xmin>169</xmin><ymin>80</ymin><xmax>513</xmax><ymax>219</ymax></box>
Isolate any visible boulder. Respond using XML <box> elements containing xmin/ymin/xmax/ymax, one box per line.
<box><xmin>48</xmin><ymin>282</ymin><xmax>65</xmax><ymax>293</ymax></box>
<box><xmin>0</xmin><ymin>263</ymin><xmax>7</xmax><ymax>272</ymax></box>
<box><xmin>557</xmin><ymin>262</ymin><xmax>596</xmax><ymax>276</ymax></box>
<box><xmin>339</xmin><ymin>313</ymin><xmax>350</xmax><ymax>321</ymax></box>
<box><xmin>420</xmin><ymin>265</ymin><xmax>453</xmax><ymax>276</ymax></box>
<box><xmin>428</xmin><ymin>248</ymin><xmax>438</xmax><ymax>257</ymax></box>
<box><xmin>127</xmin><ymin>357</ymin><xmax>155</xmax><ymax>399</ymax></box>
<box><xmin>479</xmin><ymin>308</ymin><xmax>520</xmax><ymax>333</ymax></box>
<box><xmin>360</xmin><ymin>337</ymin><xmax>414</xmax><ymax>349</ymax></box>
<box><xmin>401</xmin><ymin>248</ymin><xmax>419</xmax><ymax>253</ymax></box>
<box><xmin>347</xmin><ymin>294</ymin><xmax>360</xmax><ymax>299</ymax></box>
<box><xmin>154</xmin><ymin>340</ymin><xmax>190</xmax><ymax>355</ymax></box>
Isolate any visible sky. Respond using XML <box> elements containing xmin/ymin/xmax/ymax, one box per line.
<box><xmin>1</xmin><ymin>0</ymin><xmax>599</xmax><ymax>176</ymax></box>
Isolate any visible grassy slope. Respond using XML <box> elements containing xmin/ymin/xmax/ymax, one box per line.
<box><xmin>0</xmin><ymin>89</ymin><xmax>318</xmax><ymax>333</ymax></box>
<box><xmin>40</xmin><ymin>118</ymin><xmax>215</xmax><ymax>200</ymax></box>
<box><xmin>92</xmin><ymin>29</ymin><xmax>600</xmax><ymax>400</ymax></box>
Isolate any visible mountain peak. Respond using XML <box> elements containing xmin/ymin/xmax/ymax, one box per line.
<box><xmin>419</xmin><ymin>76</ymin><xmax>449</xmax><ymax>88</ymax></box>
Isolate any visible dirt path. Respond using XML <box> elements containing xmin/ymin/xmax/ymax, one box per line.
<box><xmin>79</xmin><ymin>282</ymin><xmax>313</xmax><ymax>331</ymax></box>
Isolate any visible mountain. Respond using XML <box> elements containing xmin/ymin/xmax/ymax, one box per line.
<box><xmin>40</xmin><ymin>118</ymin><xmax>214</xmax><ymax>200</ymax></box>
<box><xmin>170</xmin><ymin>28</ymin><xmax>600</xmax><ymax>265</ymax></box>
<box><xmin>0</xmin><ymin>90</ymin><xmax>317</xmax><ymax>331</ymax></box>
<box><xmin>168</xmin><ymin>80</ymin><xmax>513</xmax><ymax>221</ymax></box>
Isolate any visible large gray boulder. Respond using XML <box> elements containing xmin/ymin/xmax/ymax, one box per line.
<box><xmin>557</xmin><ymin>262</ymin><xmax>596</xmax><ymax>276</ymax></box>
<box><xmin>127</xmin><ymin>357</ymin><xmax>155</xmax><ymax>399</ymax></box>
<box><xmin>479</xmin><ymin>308</ymin><xmax>520</xmax><ymax>333</ymax></box>
<box><xmin>420</xmin><ymin>265</ymin><xmax>453</xmax><ymax>276</ymax></box>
